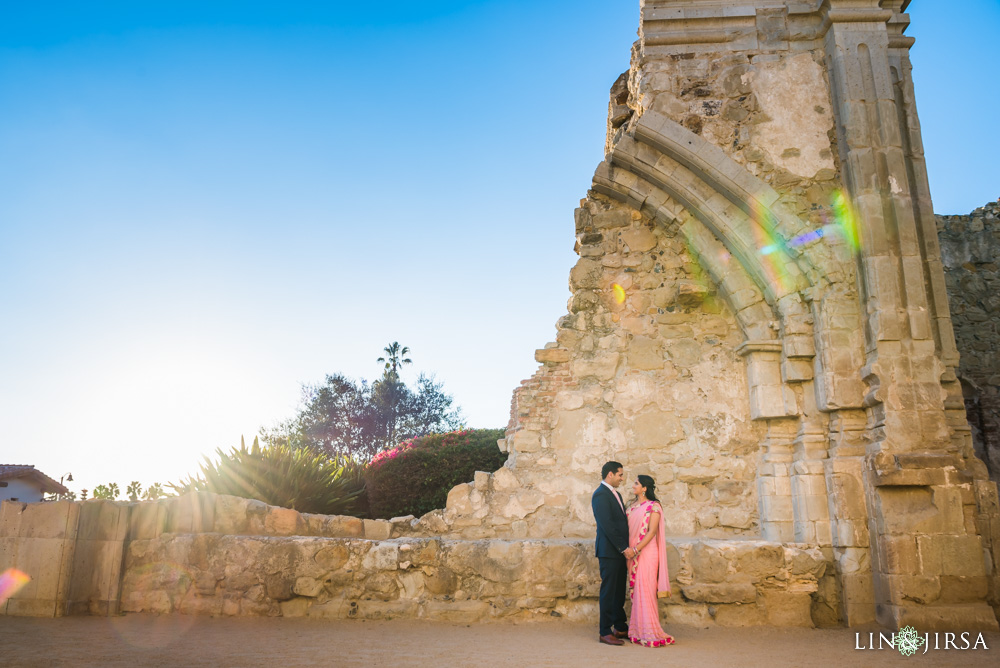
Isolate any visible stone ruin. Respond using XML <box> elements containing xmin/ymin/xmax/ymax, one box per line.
<box><xmin>2</xmin><ymin>0</ymin><xmax>999</xmax><ymax>631</ymax></box>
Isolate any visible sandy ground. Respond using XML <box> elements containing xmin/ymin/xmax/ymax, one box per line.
<box><xmin>1</xmin><ymin>615</ymin><xmax>998</xmax><ymax>668</ymax></box>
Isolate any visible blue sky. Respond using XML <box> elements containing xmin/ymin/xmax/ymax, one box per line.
<box><xmin>1</xmin><ymin>1</ymin><xmax>997</xmax><ymax>495</ymax></box>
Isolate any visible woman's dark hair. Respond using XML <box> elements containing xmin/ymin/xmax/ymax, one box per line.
<box><xmin>637</xmin><ymin>474</ymin><xmax>658</xmax><ymax>502</ymax></box>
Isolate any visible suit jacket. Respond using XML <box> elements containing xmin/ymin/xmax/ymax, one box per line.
<box><xmin>592</xmin><ymin>484</ymin><xmax>629</xmax><ymax>558</ymax></box>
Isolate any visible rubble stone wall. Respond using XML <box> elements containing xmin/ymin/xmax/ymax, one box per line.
<box><xmin>119</xmin><ymin>533</ymin><xmax>831</xmax><ymax>627</ymax></box>
<box><xmin>429</xmin><ymin>1</ymin><xmax>1000</xmax><ymax>631</ymax></box>
<box><xmin>2</xmin><ymin>495</ymin><xmax>834</xmax><ymax>627</ymax></box>
<box><xmin>937</xmin><ymin>201</ymin><xmax>1000</xmax><ymax>486</ymax></box>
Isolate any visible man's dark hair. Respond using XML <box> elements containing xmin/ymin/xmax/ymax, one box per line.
<box><xmin>601</xmin><ymin>461</ymin><xmax>623</xmax><ymax>479</ymax></box>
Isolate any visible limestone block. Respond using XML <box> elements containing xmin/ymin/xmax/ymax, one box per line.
<box><xmin>265</xmin><ymin>508</ymin><xmax>306</xmax><ymax>537</ymax></box>
<box><xmin>662</xmin><ymin>603</ymin><xmax>712</xmax><ymax>626</ymax></box>
<box><xmin>917</xmin><ymin>534</ymin><xmax>986</xmax><ymax>577</ymax></box>
<box><xmin>128</xmin><ymin>500</ymin><xmax>168</xmax><ymax>540</ymax></box>
<box><xmin>620</xmin><ymin>227</ymin><xmax>657</xmax><ymax>253</ymax></box>
<box><xmin>569</xmin><ymin>259</ymin><xmax>603</xmax><ymax>290</ymax></box>
<box><xmin>612</xmin><ymin>375</ymin><xmax>658</xmax><ymax>416</ymax></box>
<box><xmin>5</xmin><ymin>599</ymin><xmax>58</xmax><ymax>617</ymax></box>
<box><xmin>492</xmin><ymin>467</ymin><xmax>519</xmax><ymax>492</ymax></box>
<box><xmin>314</xmin><ymin>543</ymin><xmax>350</xmax><ymax>571</ymax></box>
<box><xmin>511</xmin><ymin>430</ymin><xmax>541</xmax><ymax>454</ymax></box>
<box><xmin>880</xmin><ymin>535</ymin><xmax>918</xmax><ymax>574</ymax></box>
<box><xmin>415</xmin><ymin>510</ymin><xmax>448</xmax><ymax>534</ymax></box>
<box><xmin>21</xmin><ymin>501</ymin><xmax>79</xmax><ymax>540</ymax></box>
<box><xmin>280</xmin><ymin>597</ymin><xmax>311</xmax><ymax>617</ymax></box>
<box><xmin>389</xmin><ymin>516</ymin><xmax>417</xmax><ymax>539</ymax></box>
<box><xmin>884</xmin><ymin>574</ymin><xmax>941</xmax><ymax>605</ymax></box>
<box><xmin>681</xmin><ymin>582</ymin><xmax>756</xmax><ymax>604</ymax></box>
<box><xmin>77</xmin><ymin>501</ymin><xmax>128</xmax><ymax>542</ymax></box>
<box><xmin>718</xmin><ymin>507</ymin><xmax>754</xmax><ymax>529</ymax></box>
<box><xmin>535</xmin><ymin>348</ymin><xmax>571</xmax><ymax>364</ymax></box>
<box><xmin>665</xmin><ymin>339</ymin><xmax>702</xmax><ymax>368</ymax></box>
<box><xmin>0</xmin><ymin>501</ymin><xmax>24</xmax><ymax>538</ymax></box>
<box><xmin>570</xmin><ymin>353</ymin><xmax>620</xmax><ymax>381</ymax></box>
<box><xmin>734</xmin><ymin>544</ymin><xmax>785</xmax><ymax>578</ymax></box>
<box><xmin>761</xmin><ymin>589</ymin><xmax>814</xmax><ymax>627</ymax></box>
<box><xmin>631</xmin><ymin>409</ymin><xmax>684</xmax><ymax>448</ymax></box>
<box><xmin>362</xmin><ymin>543</ymin><xmax>398</xmax><ymax>571</ymax></box>
<box><xmin>502</xmin><ymin>490</ymin><xmax>544</xmax><ymax>520</ymax></box>
<box><xmin>592</xmin><ymin>210</ymin><xmax>631</xmax><ymax>229</ymax></box>
<box><xmin>423</xmin><ymin>599</ymin><xmax>491</xmax><ymax>622</ymax></box>
<box><xmin>213</xmin><ymin>495</ymin><xmax>251</xmax><ymax>535</ymax></box>
<box><xmin>713</xmin><ymin>602</ymin><xmax>768</xmax><ymax>626</ymax></box>
<box><xmin>473</xmin><ymin>472</ymin><xmax>490</xmax><ymax>492</ymax></box>
<box><xmin>166</xmin><ymin>493</ymin><xmax>216</xmax><ymax>534</ymax></box>
<box><xmin>937</xmin><ymin>575</ymin><xmax>989</xmax><ymax>604</ymax></box>
<box><xmin>321</xmin><ymin>515</ymin><xmax>363</xmax><ymax>538</ymax></box>
<box><xmin>689</xmin><ymin>543</ymin><xmax>729</xmax><ymax>583</ymax></box>
<box><xmin>362</xmin><ymin>520</ymin><xmax>393</xmax><ymax>542</ymax></box>
<box><xmin>627</xmin><ymin>336</ymin><xmax>664</xmax><ymax>370</ymax></box>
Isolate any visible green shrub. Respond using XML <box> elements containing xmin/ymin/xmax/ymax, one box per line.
<box><xmin>364</xmin><ymin>428</ymin><xmax>507</xmax><ymax>519</ymax></box>
<box><xmin>171</xmin><ymin>437</ymin><xmax>367</xmax><ymax>516</ymax></box>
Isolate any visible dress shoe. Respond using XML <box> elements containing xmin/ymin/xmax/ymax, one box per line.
<box><xmin>599</xmin><ymin>634</ymin><xmax>624</xmax><ymax>646</ymax></box>
<box><xmin>613</xmin><ymin>630</ymin><xmax>629</xmax><ymax>639</ymax></box>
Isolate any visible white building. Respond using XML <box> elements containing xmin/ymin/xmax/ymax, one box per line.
<box><xmin>0</xmin><ymin>465</ymin><xmax>69</xmax><ymax>503</ymax></box>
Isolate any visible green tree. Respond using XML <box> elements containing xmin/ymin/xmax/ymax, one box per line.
<box><xmin>126</xmin><ymin>481</ymin><xmax>143</xmax><ymax>502</ymax></box>
<box><xmin>261</xmin><ymin>350</ymin><xmax>463</xmax><ymax>462</ymax></box>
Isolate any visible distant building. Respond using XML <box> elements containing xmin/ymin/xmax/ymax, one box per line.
<box><xmin>0</xmin><ymin>465</ymin><xmax>69</xmax><ymax>503</ymax></box>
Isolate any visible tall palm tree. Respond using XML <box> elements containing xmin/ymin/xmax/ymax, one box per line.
<box><xmin>377</xmin><ymin>342</ymin><xmax>412</xmax><ymax>376</ymax></box>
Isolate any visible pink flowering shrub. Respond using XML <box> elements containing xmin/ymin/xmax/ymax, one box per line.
<box><xmin>364</xmin><ymin>428</ymin><xmax>506</xmax><ymax>519</ymax></box>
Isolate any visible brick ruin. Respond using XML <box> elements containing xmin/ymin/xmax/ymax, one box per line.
<box><xmin>2</xmin><ymin>1</ymin><xmax>998</xmax><ymax>630</ymax></box>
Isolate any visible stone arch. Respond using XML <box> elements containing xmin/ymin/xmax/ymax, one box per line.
<box><xmin>597</xmin><ymin>110</ymin><xmax>866</xmax><ymax>413</ymax></box>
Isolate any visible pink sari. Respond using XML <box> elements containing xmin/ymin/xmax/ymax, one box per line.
<box><xmin>626</xmin><ymin>500</ymin><xmax>674</xmax><ymax>647</ymax></box>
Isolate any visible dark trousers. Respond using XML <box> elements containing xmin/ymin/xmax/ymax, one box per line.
<box><xmin>598</xmin><ymin>556</ymin><xmax>628</xmax><ymax>636</ymax></box>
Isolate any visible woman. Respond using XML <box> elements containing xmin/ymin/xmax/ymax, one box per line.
<box><xmin>626</xmin><ymin>474</ymin><xmax>675</xmax><ymax>647</ymax></box>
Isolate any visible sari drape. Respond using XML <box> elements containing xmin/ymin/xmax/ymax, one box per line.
<box><xmin>626</xmin><ymin>500</ymin><xmax>674</xmax><ymax>647</ymax></box>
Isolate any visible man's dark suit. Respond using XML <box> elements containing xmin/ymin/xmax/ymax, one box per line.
<box><xmin>592</xmin><ymin>483</ymin><xmax>629</xmax><ymax>638</ymax></box>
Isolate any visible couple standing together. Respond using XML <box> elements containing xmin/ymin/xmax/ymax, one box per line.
<box><xmin>591</xmin><ymin>460</ymin><xmax>675</xmax><ymax>647</ymax></box>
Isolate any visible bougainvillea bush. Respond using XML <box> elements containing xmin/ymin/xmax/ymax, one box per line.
<box><xmin>364</xmin><ymin>428</ymin><xmax>506</xmax><ymax>519</ymax></box>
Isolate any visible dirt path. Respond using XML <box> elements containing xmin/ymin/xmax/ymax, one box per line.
<box><xmin>1</xmin><ymin>615</ymin><xmax>997</xmax><ymax>667</ymax></box>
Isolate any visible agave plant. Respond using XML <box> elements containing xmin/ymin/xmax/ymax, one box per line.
<box><xmin>170</xmin><ymin>436</ymin><xmax>366</xmax><ymax>516</ymax></box>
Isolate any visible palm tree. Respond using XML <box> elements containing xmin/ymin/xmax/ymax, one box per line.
<box><xmin>377</xmin><ymin>342</ymin><xmax>412</xmax><ymax>377</ymax></box>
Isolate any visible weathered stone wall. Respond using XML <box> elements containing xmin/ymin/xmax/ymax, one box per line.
<box><xmin>120</xmin><ymin>534</ymin><xmax>830</xmax><ymax>626</ymax></box>
<box><xmin>937</xmin><ymin>201</ymin><xmax>1000</xmax><ymax>486</ymax></box>
<box><xmin>2</xmin><ymin>495</ymin><xmax>834</xmax><ymax>627</ymax></box>
<box><xmin>0</xmin><ymin>499</ymin><xmax>128</xmax><ymax>616</ymax></box>
<box><xmin>439</xmin><ymin>196</ymin><xmax>766</xmax><ymax>540</ymax></box>
<box><xmin>431</xmin><ymin>0</ymin><xmax>1000</xmax><ymax>631</ymax></box>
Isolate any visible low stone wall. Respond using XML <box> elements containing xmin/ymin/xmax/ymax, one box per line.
<box><xmin>127</xmin><ymin>492</ymin><xmax>421</xmax><ymax>542</ymax></box>
<box><xmin>0</xmin><ymin>499</ymin><xmax>129</xmax><ymax>616</ymax></box>
<box><xmin>2</xmin><ymin>495</ymin><xmax>835</xmax><ymax>626</ymax></box>
<box><xmin>120</xmin><ymin>534</ymin><xmax>832</xmax><ymax>626</ymax></box>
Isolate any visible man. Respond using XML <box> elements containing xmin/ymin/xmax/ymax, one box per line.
<box><xmin>591</xmin><ymin>460</ymin><xmax>636</xmax><ymax>646</ymax></box>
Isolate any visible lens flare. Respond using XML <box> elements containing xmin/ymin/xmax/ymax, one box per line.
<box><xmin>830</xmin><ymin>189</ymin><xmax>860</xmax><ymax>253</ymax></box>
<box><xmin>749</xmin><ymin>198</ymin><xmax>799</xmax><ymax>296</ymax></box>
<box><xmin>612</xmin><ymin>283</ymin><xmax>626</xmax><ymax>304</ymax></box>
<box><xmin>0</xmin><ymin>568</ymin><xmax>30</xmax><ymax>605</ymax></box>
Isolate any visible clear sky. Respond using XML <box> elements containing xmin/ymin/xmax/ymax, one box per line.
<box><xmin>2</xmin><ymin>1</ymin><xmax>997</xmax><ymax>497</ymax></box>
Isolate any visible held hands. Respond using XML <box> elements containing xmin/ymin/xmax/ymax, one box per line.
<box><xmin>623</xmin><ymin>546</ymin><xmax>638</xmax><ymax>559</ymax></box>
